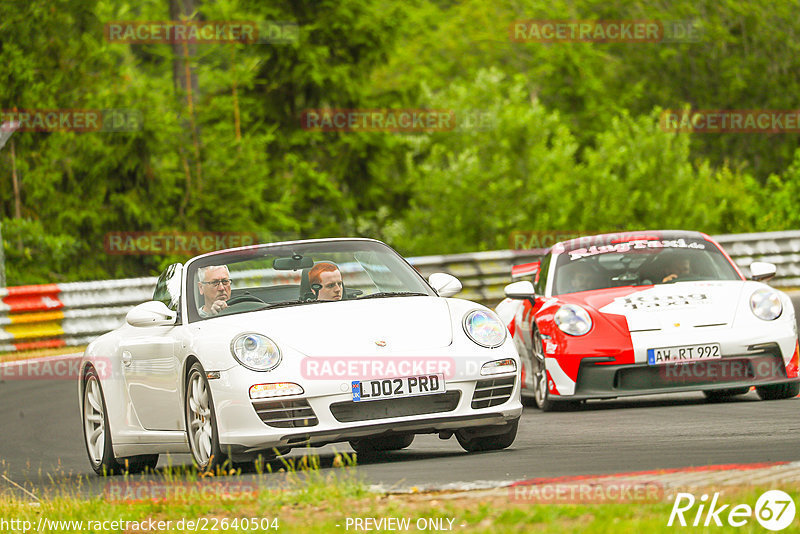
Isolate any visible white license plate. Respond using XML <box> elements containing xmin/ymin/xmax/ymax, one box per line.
<box><xmin>647</xmin><ymin>343</ymin><xmax>721</xmax><ymax>365</ymax></box>
<box><xmin>352</xmin><ymin>374</ymin><xmax>446</xmax><ymax>402</ymax></box>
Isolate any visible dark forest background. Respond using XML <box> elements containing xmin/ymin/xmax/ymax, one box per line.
<box><xmin>2</xmin><ymin>0</ymin><xmax>799</xmax><ymax>284</ymax></box>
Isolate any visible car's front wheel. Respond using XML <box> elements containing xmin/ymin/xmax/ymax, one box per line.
<box><xmin>185</xmin><ymin>362</ymin><xmax>226</xmax><ymax>473</ymax></box>
<box><xmin>349</xmin><ymin>434</ymin><xmax>414</xmax><ymax>454</ymax></box>
<box><xmin>456</xmin><ymin>419</ymin><xmax>519</xmax><ymax>452</ymax></box>
<box><xmin>755</xmin><ymin>382</ymin><xmax>800</xmax><ymax>401</ymax></box>
<box><xmin>531</xmin><ymin>329</ymin><xmax>575</xmax><ymax>411</ymax></box>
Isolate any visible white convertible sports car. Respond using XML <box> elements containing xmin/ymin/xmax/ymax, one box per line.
<box><xmin>497</xmin><ymin>230</ymin><xmax>800</xmax><ymax>410</ymax></box>
<box><xmin>79</xmin><ymin>238</ymin><xmax>521</xmax><ymax>474</ymax></box>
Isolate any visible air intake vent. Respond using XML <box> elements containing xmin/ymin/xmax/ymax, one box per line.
<box><xmin>330</xmin><ymin>392</ymin><xmax>461</xmax><ymax>423</ymax></box>
<box><xmin>252</xmin><ymin>399</ymin><xmax>318</xmax><ymax>428</ymax></box>
<box><xmin>471</xmin><ymin>376</ymin><xmax>515</xmax><ymax>409</ymax></box>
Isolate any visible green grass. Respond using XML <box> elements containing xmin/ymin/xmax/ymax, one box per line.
<box><xmin>2</xmin><ymin>454</ymin><xmax>799</xmax><ymax>532</ymax></box>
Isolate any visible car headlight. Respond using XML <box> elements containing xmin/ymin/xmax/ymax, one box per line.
<box><xmin>554</xmin><ymin>304</ymin><xmax>593</xmax><ymax>336</ymax></box>
<box><xmin>231</xmin><ymin>333</ymin><xmax>282</xmax><ymax>371</ymax></box>
<box><xmin>463</xmin><ymin>310</ymin><xmax>507</xmax><ymax>348</ymax></box>
<box><xmin>750</xmin><ymin>288</ymin><xmax>782</xmax><ymax>321</ymax></box>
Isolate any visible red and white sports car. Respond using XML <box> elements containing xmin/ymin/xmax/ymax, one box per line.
<box><xmin>496</xmin><ymin>231</ymin><xmax>800</xmax><ymax>410</ymax></box>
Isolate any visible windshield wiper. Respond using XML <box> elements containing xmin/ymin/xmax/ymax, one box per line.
<box><xmin>250</xmin><ymin>300</ymin><xmax>323</xmax><ymax>311</ymax></box>
<box><xmin>357</xmin><ymin>291</ymin><xmax>429</xmax><ymax>300</ymax></box>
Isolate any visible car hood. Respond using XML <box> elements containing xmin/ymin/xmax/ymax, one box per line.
<box><xmin>573</xmin><ymin>281</ymin><xmax>746</xmax><ymax>331</ymax></box>
<box><xmin>201</xmin><ymin>296</ymin><xmax>454</xmax><ymax>356</ymax></box>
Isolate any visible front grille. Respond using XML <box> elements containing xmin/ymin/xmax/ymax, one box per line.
<box><xmin>471</xmin><ymin>376</ymin><xmax>516</xmax><ymax>409</ymax></box>
<box><xmin>330</xmin><ymin>391</ymin><xmax>461</xmax><ymax>423</ymax></box>
<box><xmin>252</xmin><ymin>399</ymin><xmax>319</xmax><ymax>428</ymax></box>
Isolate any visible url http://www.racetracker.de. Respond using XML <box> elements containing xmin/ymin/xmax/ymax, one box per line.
<box><xmin>0</xmin><ymin>516</ymin><xmax>280</xmax><ymax>532</ymax></box>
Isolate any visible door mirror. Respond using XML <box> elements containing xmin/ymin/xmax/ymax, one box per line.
<box><xmin>504</xmin><ymin>280</ymin><xmax>536</xmax><ymax>300</ymax></box>
<box><xmin>428</xmin><ymin>272</ymin><xmax>462</xmax><ymax>297</ymax></box>
<box><xmin>126</xmin><ymin>301</ymin><xmax>178</xmax><ymax>327</ymax></box>
<box><xmin>749</xmin><ymin>261</ymin><xmax>777</xmax><ymax>282</ymax></box>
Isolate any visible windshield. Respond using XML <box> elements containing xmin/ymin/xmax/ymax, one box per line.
<box><xmin>186</xmin><ymin>240</ymin><xmax>434</xmax><ymax>321</ymax></box>
<box><xmin>551</xmin><ymin>237</ymin><xmax>741</xmax><ymax>295</ymax></box>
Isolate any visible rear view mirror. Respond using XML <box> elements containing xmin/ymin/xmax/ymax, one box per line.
<box><xmin>504</xmin><ymin>281</ymin><xmax>536</xmax><ymax>300</ymax></box>
<box><xmin>428</xmin><ymin>273</ymin><xmax>462</xmax><ymax>297</ymax></box>
<box><xmin>126</xmin><ymin>301</ymin><xmax>178</xmax><ymax>327</ymax></box>
<box><xmin>749</xmin><ymin>261</ymin><xmax>777</xmax><ymax>282</ymax></box>
<box><xmin>273</xmin><ymin>255</ymin><xmax>314</xmax><ymax>271</ymax></box>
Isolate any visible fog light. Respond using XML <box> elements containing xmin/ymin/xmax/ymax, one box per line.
<box><xmin>249</xmin><ymin>383</ymin><xmax>304</xmax><ymax>399</ymax></box>
<box><xmin>480</xmin><ymin>358</ymin><xmax>517</xmax><ymax>376</ymax></box>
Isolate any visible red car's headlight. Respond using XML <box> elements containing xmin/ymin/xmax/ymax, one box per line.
<box><xmin>554</xmin><ymin>304</ymin><xmax>593</xmax><ymax>336</ymax></box>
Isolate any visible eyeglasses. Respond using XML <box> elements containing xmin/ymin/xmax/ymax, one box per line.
<box><xmin>201</xmin><ymin>278</ymin><xmax>232</xmax><ymax>287</ymax></box>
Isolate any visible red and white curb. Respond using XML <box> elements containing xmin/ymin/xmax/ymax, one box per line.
<box><xmin>375</xmin><ymin>461</ymin><xmax>800</xmax><ymax>495</ymax></box>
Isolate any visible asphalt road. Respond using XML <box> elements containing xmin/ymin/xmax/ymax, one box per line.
<box><xmin>1</xmin><ymin>295</ymin><xmax>799</xmax><ymax>499</ymax></box>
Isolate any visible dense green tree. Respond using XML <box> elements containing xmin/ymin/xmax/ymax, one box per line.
<box><xmin>0</xmin><ymin>0</ymin><xmax>798</xmax><ymax>284</ymax></box>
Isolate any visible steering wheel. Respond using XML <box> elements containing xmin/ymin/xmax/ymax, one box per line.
<box><xmin>226</xmin><ymin>295</ymin><xmax>266</xmax><ymax>306</ymax></box>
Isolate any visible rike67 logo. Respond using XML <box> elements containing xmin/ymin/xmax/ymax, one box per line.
<box><xmin>668</xmin><ymin>490</ymin><xmax>796</xmax><ymax>531</ymax></box>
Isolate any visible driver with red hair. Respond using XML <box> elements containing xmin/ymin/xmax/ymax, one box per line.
<box><xmin>309</xmin><ymin>262</ymin><xmax>343</xmax><ymax>301</ymax></box>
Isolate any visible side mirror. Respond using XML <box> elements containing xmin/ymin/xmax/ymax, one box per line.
<box><xmin>749</xmin><ymin>261</ymin><xmax>777</xmax><ymax>282</ymax></box>
<box><xmin>428</xmin><ymin>272</ymin><xmax>462</xmax><ymax>297</ymax></box>
<box><xmin>504</xmin><ymin>280</ymin><xmax>536</xmax><ymax>300</ymax></box>
<box><xmin>126</xmin><ymin>301</ymin><xmax>178</xmax><ymax>327</ymax></box>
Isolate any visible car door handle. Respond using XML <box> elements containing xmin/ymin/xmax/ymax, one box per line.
<box><xmin>121</xmin><ymin>350</ymin><xmax>132</xmax><ymax>367</ymax></box>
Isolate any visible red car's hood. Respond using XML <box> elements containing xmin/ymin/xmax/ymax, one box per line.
<box><xmin>560</xmin><ymin>281</ymin><xmax>745</xmax><ymax>331</ymax></box>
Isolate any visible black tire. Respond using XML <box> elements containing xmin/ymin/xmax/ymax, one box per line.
<box><xmin>185</xmin><ymin>362</ymin><xmax>227</xmax><ymax>473</ymax></box>
<box><xmin>82</xmin><ymin>366</ymin><xmax>159</xmax><ymax>476</ymax></box>
<box><xmin>520</xmin><ymin>393</ymin><xmax>538</xmax><ymax>407</ymax></box>
<box><xmin>531</xmin><ymin>329</ymin><xmax>562</xmax><ymax>412</ymax></box>
<box><xmin>703</xmin><ymin>387</ymin><xmax>751</xmax><ymax>401</ymax></box>
<box><xmin>82</xmin><ymin>366</ymin><xmax>121</xmax><ymax>475</ymax></box>
<box><xmin>755</xmin><ymin>382</ymin><xmax>800</xmax><ymax>401</ymax></box>
<box><xmin>456</xmin><ymin>419</ymin><xmax>519</xmax><ymax>452</ymax></box>
<box><xmin>349</xmin><ymin>434</ymin><xmax>414</xmax><ymax>453</ymax></box>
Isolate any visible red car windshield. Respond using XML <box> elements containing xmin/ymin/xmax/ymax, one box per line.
<box><xmin>551</xmin><ymin>237</ymin><xmax>741</xmax><ymax>295</ymax></box>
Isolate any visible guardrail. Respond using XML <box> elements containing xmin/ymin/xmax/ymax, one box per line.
<box><xmin>1</xmin><ymin>231</ymin><xmax>799</xmax><ymax>353</ymax></box>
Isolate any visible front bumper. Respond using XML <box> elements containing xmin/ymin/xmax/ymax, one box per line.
<box><xmin>561</xmin><ymin>343</ymin><xmax>799</xmax><ymax>401</ymax></box>
<box><xmin>210</xmin><ymin>367</ymin><xmax>522</xmax><ymax>454</ymax></box>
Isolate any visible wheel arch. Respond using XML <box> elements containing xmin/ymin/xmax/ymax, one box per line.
<box><xmin>181</xmin><ymin>354</ymin><xmax>202</xmax><ymax>403</ymax></box>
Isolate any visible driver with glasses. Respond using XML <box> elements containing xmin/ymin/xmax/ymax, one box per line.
<box><xmin>197</xmin><ymin>265</ymin><xmax>232</xmax><ymax>317</ymax></box>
